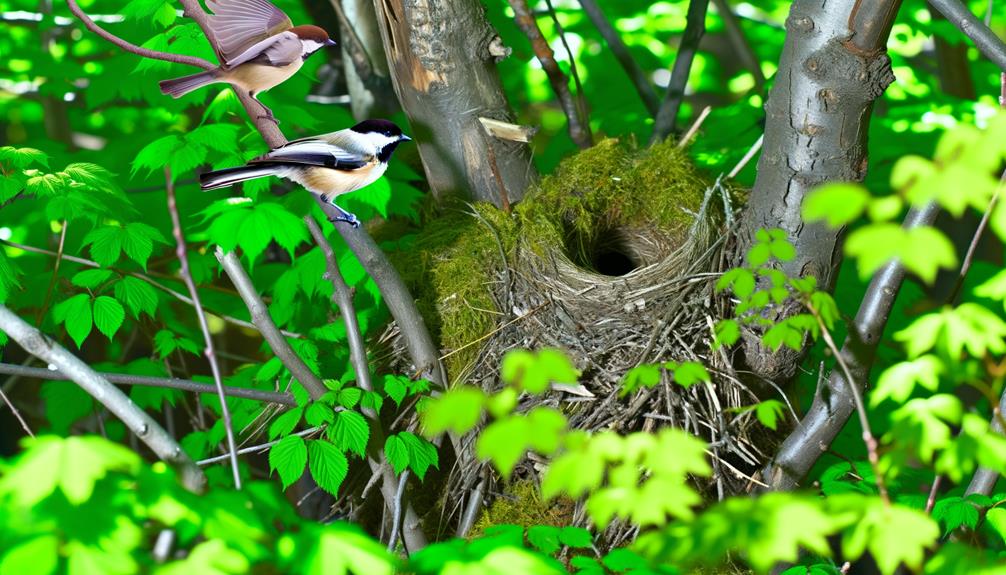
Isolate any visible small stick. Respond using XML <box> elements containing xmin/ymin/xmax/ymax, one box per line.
<box><xmin>727</xmin><ymin>133</ymin><xmax>764</xmax><ymax>180</ymax></box>
<box><xmin>66</xmin><ymin>0</ymin><xmax>215</xmax><ymax>70</ymax></box>
<box><xmin>651</xmin><ymin>0</ymin><xmax>710</xmax><ymax>143</ymax></box>
<box><xmin>215</xmin><ymin>247</ymin><xmax>328</xmax><ymax>399</ymax></box>
<box><xmin>198</xmin><ymin>426</ymin><xmax>323</xmax><ymax>465</ymax></box>
<box><xmin>0</xmin><ymin>386</ymin><xmax>33</xmax><ymax>437</ymax></box>
<box><xmin>387</xmin><ymin>470</ymin><xmax>410</xmax><ymax>552</ymax></box>
<box><xmin>676</xmin><ymin>105</ymin><xmax>712</xmax><ymax>149</ymax></box>
<box><xmin>166</xmin><ymin>167</ymin><xmax>241</xmax><ymax>489</ymax></box>
<box><xmin>0</xmin><ymin>362</ymin><xmax>295</xmax><ymax>405</ymax></box>
<box><xmin>508</xmin><ymin>0</ymin><xmax>593</xmax><ymax>148</ymax></box>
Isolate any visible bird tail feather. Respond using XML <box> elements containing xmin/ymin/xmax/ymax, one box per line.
<box><xmin>159</xmin><ymin>70</ymin><xmax>220</xmax><ymax>98</ymax></box>
<box><xmin>200</xmin><ymin>164</ymin><xmax>282</xmax><ymax>190</ymax></box>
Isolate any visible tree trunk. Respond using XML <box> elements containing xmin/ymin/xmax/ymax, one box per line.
<box><xmin>371</xmin><ymin>0</ymin><xmax>537</xmax><ymax>207</ymax></box>
<box><xmin>337</xmin><ymin>0</ymin><xmax>400</xmax><ymax>119</ymax></box>
<box><xmin>737</xmin><ymin>0</ymin><xmax>900</xmax><ymax>381</ymax></box>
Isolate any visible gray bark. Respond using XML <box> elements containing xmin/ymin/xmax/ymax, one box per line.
<box><xmin>371</xmin><ymin>0</ymin><xmax>537</xmax><ymax>207</ymax></box>
<box><xmin>738</xmin><ymin>0</ymin><xmax>899</xmax><ymax>381</ymax></box>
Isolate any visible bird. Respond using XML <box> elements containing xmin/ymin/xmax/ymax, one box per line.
<box><xmin>199</xmin><ymin>119</ymin><xmax>412</xmax><ymax>228</ymax></box>
<box><xmin>158</xmin><ymin>0</ymin><xmax>335</xmax><ymax>123</ymax></box>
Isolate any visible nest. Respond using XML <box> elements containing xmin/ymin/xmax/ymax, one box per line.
<box><xmin>381</xmin><ymin>140</ymin><xmax>780</xmax><ymax>538</ymax></box>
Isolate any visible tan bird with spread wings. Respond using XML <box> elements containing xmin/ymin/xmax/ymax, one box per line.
<box><xmin>158</xmin><ymin>0</ymin><xmax>335</xmax><ymax>122</ymax></box>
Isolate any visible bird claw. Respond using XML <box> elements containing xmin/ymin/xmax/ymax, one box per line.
<box><xmin>328</xmin><ymin>211</ymin><xmax>360</xmax><ymax>228</ymax></box>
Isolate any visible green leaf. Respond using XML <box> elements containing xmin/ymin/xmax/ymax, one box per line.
<box><xmin>716</xmin><ymin>268</ymin><xmax>755</xmax><ymax>298</ymax></box>
<box><xmin>901</xmin><ymin>226</ymin><xmax>956</xmax><ymax>285</ymax></box>
<box><xmin>672</xmin><ymin>362</ymin><xmax>710</xmax><ymax>388</ymax></box>
<box><xmin>122</xmin><ymin>222</ymin><xmax>167</xmax><ymax>270</ymax></box>
<box><xmin>0</xmin><ymin>436</ymin><xmax>139</xmax><ymax>507</ymax></box>
<box><xmin>500</xmin><ymin>348</ymin><xmax>579</xmax><ymax>393</ymax></box>
<box><xmin>931</xmin><ymin>496</ymin><xmax>980</xmax><ymax>535</ymax></box>
<box><xmin>71</xmin><ymin>269</ymin><xmax>114</xmax><ymax>289</ymax></box>
<box><xmin>420</xmin><ymin>386</ymin><xmax>485</xmax><ymax>436</ymax></box>
<box><xmin>845</xmin><ymin>224</ymin><xmax>904</xmax><ymax>280</ymax></box>
<box><xmin>622</xmin><ymin>364</ymin><xmax>661</xmax><ymax>394</ymax></box>
<box><xmin>557</xmin><ymin>526</ymin><xmax>593</xmax><ymax>549</ymax></box>
<box><xmin>384</xmin><ymin>434</ymin><xmax>409</xmax><ymax>474</ymax></box>
<box><xmin>268</xmin><ymin>407</ymin><xmax>304</xmax><ymax>440</ymax></box>
<box><xmin>839</xmin><ymin>499</ymin><xmax>939</xmax><ymax>575</ymax></box>
<box><xmin>92</xmin><ymin>296</ymin><xmax>125</xmax><ymax>340</ymax></box>
<box><xmin>713</xmin><ymin>319</ymin><xmax>740</xmax><ymax>349</ymax></box>
<box><xmin>871</xmin><ymin>355</ymin><xmax>943</xmax><ymax>405</ymax></box>
<box><xmin>330</xmin><ymin>410</ymin><xmax>370</xmax><ymax>458</ymax></box>
<box><xmin>802</xmin><ymin>183</ymin><xmax>871</xmax><ymax>227</ymax></box>
<box><xmin>305</xmin><ymin>402</ymin><xmax>335</xmax><ymax>427</ymax></box>
<box><xmin>307</xmin><ymin>440</ymin><xmax>349</xmax><ymax>496</ymax></box>
<box><xmin>113</xmin><ymin>276</ymin><xmax>158</xmax><ymax>318</ymax></box>
<box><xmin>82</xmin><ymin>226</ymin><xmax>124</xmax><ymax>267</ymax></box>
<box><xmin>0</xmin><ymin>145</ymin><xmax>49</xmax><ymax>168</ymax></box>
<box><xmin>528</xmin><ymin>525</ymin><xmax>561</xmax><ymax>554</ymax></box>
<box><xmin>52</xmin><ymin>293</ymin><xmax>92</xmax><ymax>347</ymax></box>
<box><xmin>25</xmin><ymin>173</ymin><xmax>65</xmax><ymax>196</ymax></box>
<box><xmin>986</xmin><ymin>507</ymin><xmax>1006</xmax><ymax>544</ymax></box>
<box><xmin>337</xmin><ymin>388</ymin><xmax>362</xmax><ymax>409</ymax></box>
<box><xmin>0</xmin><ymin>535</ymin><xmax>59</xmax><ymax>575</ymax></box>
<box><xmin>269</xmin><ymin>435</ymin><xmax>307</xmax><ymax>490</ymax></box>
<box><xmin>383</xmin><ymin>374</ymin><xmax>408</xmax><ymax>406</ymax></box>
<box><xmin>399</xmin><ymin>431</ymin><xmax>439</xmax><ymax>480</ymax></box>
<box><xmin>132</xmin><ymin>135</ymin><xmax>181</xmax><ymax>176</ymax></box>
<box><xmin>755</xmin><ymin>400</ymin><xmax>785</xmax><ymax>430</ymax></box>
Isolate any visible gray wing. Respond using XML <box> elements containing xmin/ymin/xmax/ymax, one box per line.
<box><xmin>249</xmin><ymin>137</ymin><xmax>373</xmax><ymax>170</ymax></box>
<box><xmin>226</xmin><ymin>32</ymin><xmax>303</xmax><ymax>67</ymax></box>
<box><xmin>205</xmin><ymin>0</ymin><xmax>293</xmax><ymax>65</ymax></box>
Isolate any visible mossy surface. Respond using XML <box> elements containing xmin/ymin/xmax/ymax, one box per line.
<box><xmin>391</xmin><ymin>139</ymin><xmax>710</xmax><ymax>382</ymax></box>
<box><xmin>469</xmin><ymin>480</ymin><xmax>575</xmax><ymax>539</ymax></box>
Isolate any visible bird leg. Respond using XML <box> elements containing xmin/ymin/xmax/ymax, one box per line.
<box><xmin>326</xmin><ymin>200</ymin><xmax>361</xmax><ymax>228</ymax></box>
<box><xmin>252</xmin><ymin>94</ymin><xmax>280</xmax><ymax>125</ymax></box>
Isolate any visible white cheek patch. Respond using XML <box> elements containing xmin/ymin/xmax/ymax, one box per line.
<box><xmin>301</xmin><ymin>40</ymin><xmax>326</xmax><ymax>54</ymax></box>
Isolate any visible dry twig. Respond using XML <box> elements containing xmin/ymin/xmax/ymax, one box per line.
<box><xmin>166</xmin><ymin>167</ymin><xmax>241</xmax><ymax>488</ymax></box>
<box><xmin>651</xmin><ymin>0</ymin><xmax>710</xmax><ymax>143</ymax></box>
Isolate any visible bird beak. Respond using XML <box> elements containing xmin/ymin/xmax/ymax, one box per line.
<box><xmin>401</xmin><ymin>134</ymin><xmax>412</xmax><ymax>142</ymax></box>
<box><xmin>325</xmin><ymin>39</ymin><xmax>337</xmax><ymax>47</ymax></box>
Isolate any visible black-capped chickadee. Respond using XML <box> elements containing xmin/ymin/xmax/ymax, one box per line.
<box><xmin>159</xmin><ymin>0</ymin><xmax>336</xmax><ymax>122</ymax></box>
<box><xmin>200</xmin><ymin>119</ymin><xmax>412</xmax><ymax>228</ymax></box>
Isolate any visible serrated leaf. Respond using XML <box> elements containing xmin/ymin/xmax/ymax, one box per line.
<box><xmin>399</xmin><ymin>431</ymin><xmax>438</xmax><ymax>480</ymax></box>
<box><xmin>420</xmin><ymin>386</ymin><xmax>485</xmax><ymax>436</ymax></box>
<box><xmin>269</xmin><ymin>435</ymin><xmax>307</xmax><ymax>490</ymax></box>
<box><xmin>337</xmin><ymin>387</ymin><xmax>362</xmax><ymax>409</ymax></box>
<box><xmin>802</xmin><ymin>183</ymin><xmax>871</xmax><ymax>227</ymax></box>
<box><xmin>82</xmin><ymin>226</ymin><xmax>123</xmax><ymax>267</ymax></box>
<box><xmin>383</xmin><ymin>374</ymin><xmax>408</xmax><ymax>406</ymax></box>
<box><xmin>132</xmin><ymin>135</ymin><xmax>181</xmax><ymax>176</ymax></box>
<box><xmin>384</xmin><ymin>434</ymin><xmax>409</xmax><ymax>474</ymax></box>
<box><xmin>308</xmin><ymin>440</ymin><xmax>349</xmax><ymax>496</ymax></box>
<box><xmin>528</xmin><ymin>525</ymin><xmax>561</xmax><ymax>554</ymax></box>
<box><xmin>330</xmin><ymin>410</ymin><xmax>369</xmax><ymax>458</ymax></box>
<box><xmin>305</xmin><ymin>402</ymin><xmax>335</xmax><ymax>427</ymax></box>
<box><xmin>113</xmin><ymin>276</ymin><xmax>158</xmax><ymax>318</ymax></box>
<box><xmin>52</xmin><ymin>293</ymin><xmax>92</xmax><ymax>347</ymax></box>
<box><xmin>92</xmin><ymin>296</ymin><xmax>124</xmax><ymax>340</ymax></box>
<box><xmin>268</xmin><ymin>407</ymin><xmax>304</xmax><ymax>440</ymax></box>
<box><xmin>71</xmin><ymin>269</ymin><xmax>114</xmax><ymax>289</ymax></box>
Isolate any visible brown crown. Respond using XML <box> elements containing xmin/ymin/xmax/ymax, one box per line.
<box><xmin>289</xmin><ymin>25</ymin><xmax>331</xmax><ymax>42</ymax></box>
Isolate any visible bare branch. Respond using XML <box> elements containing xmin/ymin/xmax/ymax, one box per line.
<box><xmin>762</xmin><ymin>202</ymin><xmax>941</xmax><ymax>490</ymax></box>
<box><xmin>166</xmin><ymin>167</ymin><xmax>241</xmax><ymax>489</ymax></box>
<box><xmin>810</xmin><ymin>304</ymin><xmax>890</xmax><ymax>504</ymax></box>
<box><xmin>651</xmin><ymin>0</ymin><xmax>710</xmax><ymax>143</ymax></box>
<box><xmin>0</xmin><ymin>362</ymin><xmax>295</xmax><ymax>405</ymax></box>
<box><xmin>198</xmin><ymin>426</ymin><xmax>323</xmax><ymax>466</ymax></box>
<box><xmin>327</xmin><ymin>0</ymin><xmax>376</xmax><ymax>82</ymax></box>
<box><xmin>509</xmin><ymin>0</ymin><xmax>592</xmax><ymax>148</ymax></box>
<box><xmin>711</xmin><ymin>0</ymin><xmax>765</xmax><ymax>94</ymax></box>
<box><xmin>387</xmin><ymin>470</ymin><xmax>410</xmax><ymax>552</ymax></box>
<box><xmin>0</xmin><ymin>304</ymin><xmax>206</xmax><ymax>492</ymax></box>
<box><xmin>305</xmin><ymin>217</ymin><xmax>429</xmax><ymax>552</ymax></box>
<box><xmin>0</xmin><ymin>385</ymin><xmax>33</xmax><ymax>438</ymax></box>
<box><xmin>577</xmin><ymin>0</ymin><xmax>660</xmax><ymax>114</ymax></box>
<box><xmin>215</xmin><ymin>248</ymin><xmax>329</xmax><ymax>400</ymax></box>
<box><xmin>66</xmin><ymin>0</ymin><xmax>215</xmax><ymax>70</ymax></box>
<box><xmin>928</xmin><ymin>0</ymin><xmax>1006</xmax><ymax>71</ymax></box>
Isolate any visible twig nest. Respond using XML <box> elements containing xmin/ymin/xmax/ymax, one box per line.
<box><xmin>386</xmin><ymin>139</ymin><xmax>772</xmax><ymax>511</ymax></box>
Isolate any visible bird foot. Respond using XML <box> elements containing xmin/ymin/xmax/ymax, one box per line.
<box><xmin>328</xmin><ymin>212</ymin><xmax>361</xmax><ymax>228</ymax></box>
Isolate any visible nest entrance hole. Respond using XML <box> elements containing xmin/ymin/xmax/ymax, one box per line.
<box><xmin>566</xmin><ymin>226</ymin><xmax>645</xmax><ymax>277</ymax></box>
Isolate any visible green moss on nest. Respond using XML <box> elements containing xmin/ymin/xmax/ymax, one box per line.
<box><xmin>469</xmin><ymin>481</ymin><xmax>575</xmax><ymax>539</ymax></box>
<box><xmin>516</xmin><ymin>138</ymin><xmax>709</xmax><ymax>261</ymax></box>
<box><xmin>391</xmin><ymin>139</ymin><xmax>710</xmax><ymax>381</ymax></box>
<box><xmin>391</xmin><ymin>201</ymin><xmax>517</xmax><ymax>379</ymax></box>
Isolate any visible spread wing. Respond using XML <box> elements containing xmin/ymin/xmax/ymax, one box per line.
<box><xmin>226</xmin><ymin>32</ymin><xmax>303</xmax><ymax>67</ymax></box>
<box><xmin>205</xmin><ymin>0</ymin><xmax>293</xmax><ymax>65</ymax></box>
<box><xmin>249</xmin><ymin>138</ymin><xmax>373</xmax><ymax>170</ymax></box>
